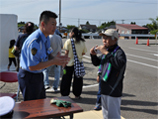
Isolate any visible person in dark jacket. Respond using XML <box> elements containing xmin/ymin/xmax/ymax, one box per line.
<box><xmin>15</xmin><ymin>22</ymin><xmax>34</xmax><ymax>71</ymax></box>
<box><xmin>90</xmin><ymin>29</ymin><xmax>126</xmax><ymax>119</ymax></box>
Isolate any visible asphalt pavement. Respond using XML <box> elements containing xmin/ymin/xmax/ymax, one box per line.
<box><xmin>0</xmin><ymin>38</ymin><xmax>157</xmax><ymax>119</ymax></box>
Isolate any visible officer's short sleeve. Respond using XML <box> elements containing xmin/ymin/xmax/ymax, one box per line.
<box><xmin>28</xmin><ymin>41</ymin><xmax>41</xmax><ymax>66</ymax></box>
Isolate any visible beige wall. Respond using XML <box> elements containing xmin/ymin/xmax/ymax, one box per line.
<box><xmin>116</xmin><ymin>25</ymin><xmax>131</xmax><ymax>34</ymax></box>
<box><xmin>116</xmin><ymin>25</ymin><xmax>132</xmax><ymax>39</ymax></box>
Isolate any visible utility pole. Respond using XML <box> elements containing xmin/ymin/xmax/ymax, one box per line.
<box><xmin>78</xmin><ymin>18</ymin><xmax>80</xmax><ymax>28</ymax></box>
<box><xmin>59</xmin><ymin>0</ymin><xmax>61</xmax><ymax>31</ymax></box>
<box><xmin>121</xmin><ymin>19</ymin><xmax>125</xmax><ymax>24</ymax></box>
<box><xmin>99</xmin><ymin>20</ymin><xmax>101</xmax><ymax>26</ymax></box>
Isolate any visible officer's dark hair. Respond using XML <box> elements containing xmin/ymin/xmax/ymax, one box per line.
<box><xmin>71</xmin><ymin>27</ymin><xmax>85</xmax><ymax>43</ymax></box>
<box><xmin>9</xmin><ymin>39</ymin><xmax>15</xmax><ymax>48</ymax></box>
<box><xmin>23</xmin><ymin>22</ymin><xmax>34</xmax><ymax>35</ymax></box>
<box><xmin>39</xmin><ymin>11</ymin><xmax>58</xmax><ymax>25</ymax></box>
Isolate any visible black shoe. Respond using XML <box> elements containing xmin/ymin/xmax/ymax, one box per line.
<box><xmin>74</xmin><ymin>96</ymin><xmax>82</xmax><ymax>100</ymax></box>
<box><xmin>53</xmin><ymin>88</ymin><xmax>58</xmax><ymax>92</ymax></box>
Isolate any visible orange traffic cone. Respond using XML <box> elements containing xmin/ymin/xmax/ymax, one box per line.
<box><xmin>135</xmin><ymin>38</ymin><xmax>138</xmax><ymax>44</ymax></box>
<box><xmin>147</xmin><ymin>39</ymin><xmax>149</xmax><ymax>46</ymax></box>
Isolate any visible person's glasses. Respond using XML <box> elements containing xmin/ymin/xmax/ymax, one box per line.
<box><xmin>102</xmin><ymin>36</ymin><xmax>111</xmax><ymax>40</ymax></box>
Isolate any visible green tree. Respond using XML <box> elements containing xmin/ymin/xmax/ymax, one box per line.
<box><xmin>86</xmin><ymin>21</ymin><xmax>90</xmax><ymax>25</ymax></box>
<box><xmin>18</xmin><ymin>21</ymin><xmax>38</xmax><ymax>29</ymax></box>
<box><xmin>18</xmin><ymin>21</ymin><xmax>25</xmax><ymax>27</ymax></box>
<box><xmin>144</xmin><ymin>17</ymin><xmax>158</xmax><ymax>34</ymax></box>
<box><xmin>80</xmin><ymin>29</ymin><xmax>89</xmax><ymax>33</ymax></box>
<box><xmin>66</xmin><ymin>25</ymin><xmax>76</xmax><ymax>30</ymax></box>
<box><xmin>18</xmin><ymin>21</ymin><xmax>25</xmax><ymax>24</ymax></box>
<box><xmin>98</xmin><ymin>20</ymin><xmax>116</xmax><ymax>30</ymax></box>
<box><xmin>34</xmin><ymin>24</ymin><xmax>39</xmax><ymax>29</ymax></box>
<box><xmin>131</xmin><ymin>22</ymin><xmax>136</xmax><ymax>24</ymax></box>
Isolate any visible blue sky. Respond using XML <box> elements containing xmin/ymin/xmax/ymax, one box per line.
<box><xmin>0</xmin><ymin>0</ymin><xmax>157</xmax><ymax>27</ymax></box>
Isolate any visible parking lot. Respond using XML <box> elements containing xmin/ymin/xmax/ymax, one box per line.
<box><xmin>0</xmin><ymin>38</ymin><xmax>157</xmax><ymax>119</ymax></box>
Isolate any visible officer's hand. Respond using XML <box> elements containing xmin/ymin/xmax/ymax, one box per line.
<box><xmin>56</xmin><ymin>52</ymin><xmax>61</xmax><ymax>57</ymax></box>
<box><xmin>52</xmin><ymin>54</ymin><xmax>70</xmax><ymax>67</ymax></box>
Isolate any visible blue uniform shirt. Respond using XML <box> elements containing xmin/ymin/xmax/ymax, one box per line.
<box><xmin>20</xmin><ymin>29</ymin><xmax>53</xmax><ymax>73</ymax></box>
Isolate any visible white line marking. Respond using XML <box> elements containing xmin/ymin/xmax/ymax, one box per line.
<box><xmin>45</xmin><ymin>84</ymin><xmax>99</xmax><ymax>91</ymax></box>
<box><xmin>80</xmin><ymin>54</ymin><xmax>157</xmax><ymax>90</ymax></box>
<box><xmin>126</xmin><ymin>53</ymin><xmax>158</xmax><ymax>62</ymax></box>
<box><xmin>128</xmin><ymin>59</ymin><xmax>158</xmax><ymax>69</ymax></box>
<box><xmin>154</xmin><ymin>54</ymin><xmax>158</xmax><ymax>57</ymax></box>
<box><xmin>129</xmin><ymin>47</ymin><xmax>157</xmax><ymax>53</ymax></box>
<box><xmin>83</xmin><ymin>55</ymin><xmax>91</xmax><ymax>59</ymax></box>
<box><xmin>83</xmin><ymin>84</ymin><xmax>99</xmax><ymax>89</ymax></box>
<box><xmin>84</xmin><ymin>55</ymin><xmax>158</xmax><ymax>69</ymax></box>
<box><xmin>83</xmin><ymin>58</ymin><xmax>91</xmax><ymax>63</ymax></box>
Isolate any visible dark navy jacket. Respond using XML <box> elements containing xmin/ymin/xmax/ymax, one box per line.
<box><xmin>91</xmin><ymin>44</ymin><xmax>126</xmax><ymax>97</ymax></box>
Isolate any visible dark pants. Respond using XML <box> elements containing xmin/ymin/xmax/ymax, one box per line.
<box><xmin>96</xmin><ymin>78</ymin><xmax>101</xmax><ymax>105</ymax></box>
<box><xmin>8</xmin><ymin>58</ymin><xmax>17</xmax><ymax>67</ymax></box>
<box><xmin>18</xmin><ymin>68</ymin><xmax>46</xmax><ymax>101</ymax></box>
<box><xmin>60</xmin><ymin>66</ymin><xmax>83</xmax><ymax>97</ymax></box>
<box><xmin>16</xmin><ymin>56</ymin><xmax>20</xmax><ymax>71</ymax></box>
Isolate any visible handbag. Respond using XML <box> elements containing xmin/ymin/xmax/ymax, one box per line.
<box><xmin>70</xmin><ymin>38</ymin><xmax>85</xmax><ymax>78</ymax></box>
<box><xmin>11</xmin><ymin>47</ymin><xmax>20</xmax><ymax>57</ymax></box>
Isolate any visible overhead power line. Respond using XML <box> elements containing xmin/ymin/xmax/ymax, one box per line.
<box><xmin>0</xmin><ymin>0</ymin><xmax>157</xmax><ymax>8</ymax></box>
<box><xmin>61</xmin><ymin>17</ymin><xmax>151</xmax><ymax>22</ymax></box>
<box><xmin>112</xmin><ymin>0</ymin><xmax>157</xmax><ymax>4</ymax></box>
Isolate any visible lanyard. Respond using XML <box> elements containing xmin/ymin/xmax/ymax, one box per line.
<box><xmin>98</xmin><ymin>46</ymin><xmax>119</xmax><ymax>81</ymax></box>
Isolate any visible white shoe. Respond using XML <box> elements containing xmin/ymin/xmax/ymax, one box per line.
<box><xmin>45</xmin><ymin>85</ymin><xmax>50</xmax><ymax>90</ymax></box>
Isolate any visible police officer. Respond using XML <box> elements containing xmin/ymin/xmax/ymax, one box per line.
<box><xmin>18</xmin><ymin>11</ymin><xmax>69</xmax><ymax>101</ymax></box>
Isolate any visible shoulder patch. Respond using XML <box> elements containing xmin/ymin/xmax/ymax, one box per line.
<box><xmin>31</xmin><ymin>48</ymin><xmax>37</xmax><ymax>56</ymax></box>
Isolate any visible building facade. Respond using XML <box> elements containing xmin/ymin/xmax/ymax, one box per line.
<box><xmin>116</xmin><ymin>24</ymin><xmax>149</xmax><ymax>39</ymax></box>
